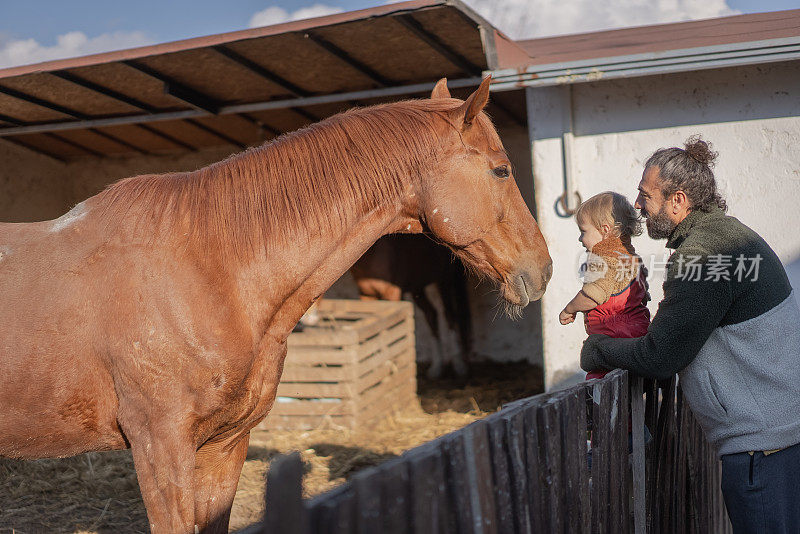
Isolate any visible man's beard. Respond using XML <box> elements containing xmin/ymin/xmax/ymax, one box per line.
<box><xmin>642</xmin><ymin>204</ymin><xmax>676</xmax><ymax>239</ymax></box>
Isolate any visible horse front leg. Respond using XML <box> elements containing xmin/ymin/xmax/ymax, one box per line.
<box><xmin>119</xmin><ymin>408</ymin><xmax>197</xmax><ymax>533</ymax></box>
<box><xmin>192</xmin><ymin>432</ymin><xmax>250</xmax><ymax>534</ymax></box>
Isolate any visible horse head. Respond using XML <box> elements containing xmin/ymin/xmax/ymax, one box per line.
<box><xmin>412</xmin><ymin>77</ymin><xmax>552</xmax><ymax>312</ymax></box>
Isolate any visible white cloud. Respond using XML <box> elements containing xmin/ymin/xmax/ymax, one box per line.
<box><xmin>249</xmin><ymin>4</ymin><xmax>344</xmax><ymax>28</ymax></box>
<box><xmin>459</xmin><ymin>0</ymin><xmax>740</xmax><ymax>39</ymax></box>
<box><xmin>0</xmin><ymin>30</ymin><xmax>154</xmax><ymax>69</ymax></box>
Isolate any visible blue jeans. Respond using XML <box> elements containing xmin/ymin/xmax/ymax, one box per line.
<box><xmin>721</xmin><ymin>442</ymin><xmax>800</xmax><ymax>533</ymax></box>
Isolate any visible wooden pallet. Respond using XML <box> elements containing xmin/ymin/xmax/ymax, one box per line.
<box><xmin>259</xmin><ymin>299</ymin><xmax>418</xmax><ymax>430</ymax></box>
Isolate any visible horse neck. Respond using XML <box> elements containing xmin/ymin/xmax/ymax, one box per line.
<box><xmin>155</xmin><ymin>104</ymin><xmax>447</xmax><ymax>341</ymax></box>
<box><xmin>232</xmin><ymin>199</ymin><xmax>414</xmax><ymax>345</ymax></box>
<box><xmin>219</xmin><ymin>149</ymin><xmax>426</xmax><ymax>343</ymax></box>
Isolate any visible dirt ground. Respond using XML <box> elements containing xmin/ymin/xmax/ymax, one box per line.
<box><xmin>0</xmin><ymin>362</ymin><xmax>542</xmax><ymax>533</ymax></box>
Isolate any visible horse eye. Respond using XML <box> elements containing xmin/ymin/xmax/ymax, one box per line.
<box><xmin>492</xmin><ymin>165</ymin><xmax>510</xmax><ymax>179</ymax></box>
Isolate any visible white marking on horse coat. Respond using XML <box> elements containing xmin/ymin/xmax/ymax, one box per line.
<box><xmin>50</xmin><ymin>202</ymin><xmax>89</xmax><ymax>232</ymax></box>
<box><xmin>432</xmin><ymin>208</ymin><xmax>438</xmax><ymax>215</ymax></box>
<box><xmin>443</xmin><ymin>217</ymin><xmax>450</xmax><ymax>223</ymax></box>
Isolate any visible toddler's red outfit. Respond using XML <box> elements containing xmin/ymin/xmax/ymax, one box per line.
<box><xmin>581</xmin><ymin>236</ymin><xmax>651</xmax><ymax>379</ymax></box>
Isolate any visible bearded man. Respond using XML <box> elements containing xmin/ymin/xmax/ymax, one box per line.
<box><xmin>580</xmin><ymin>136</ymin><xmax>800</xmax><ymax>533</ymax></box>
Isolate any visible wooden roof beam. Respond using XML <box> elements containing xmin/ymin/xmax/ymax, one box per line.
<box><xmin>185</xmin><ymin>119</ymin><xmax>247</xmax><ymax>150</ymax></box>
<box><xmin>1</xmin><ymin>136</ymin><xmax>66</xmax><ymax>162</ymax></box>
<box><xmin>395</xmin><ymin>14</ymin><xmax>483</xmax><ymax>76</ymax></box>
<box><xmin>123</xmin><ymin>60</ymin><xmax>221</xmax><ymax>114</ymax></box>
<box><xmin>212</xmin><ymin>46</ymin><xmax>311</xmax><ymax>97</ymax></box>
<box><xmin>136</xmin><ymin>124</ymin><xmax>197</xmax><ymax>151</ymax></box>
<box><xmin>0</xmin><ymin>112</ymin><xmax>25</xmax><ymax>126</ymax></box>
<box><xmin>239</xmin><ymin>113</ymin><xmax>283</xmax><ymax>139</ymax></box>
<box><xmin>88</xmin><ymin>128</ymin><xmax>150</xmax><ymax>155</ymax></box>
<box><xmin>304</xmin><ymin>31</ymin><xmax>394</xmax><ymax>87</ymax></box>
<box><xmin>45</xmin><ymin>133</ymin><xmax>104</xmax><ymax>157</ymax></box>
<box><xmin>0</xmin><ymin>84</ymin><xmax>88</xmax><ymax>119</ymax></box>
<box><xmin>50</xmin><ymin>71</ymin><xmax>159</xmax><ymax>113</ymax></box>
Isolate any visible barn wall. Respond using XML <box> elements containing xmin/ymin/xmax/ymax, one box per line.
<box><xmin>61</xmin><ymin>146</ymin><xmax>240</xmax><ymax>208</ymax></box>
<box><xmin>528</xmin><ymin>60</ymin><xmax>800</xmax><ymax>390</ymax></box>
<box><xmin>0</xmin><ymin>142</ymin><xmax>70</xmax><ymax>222</ymax></box>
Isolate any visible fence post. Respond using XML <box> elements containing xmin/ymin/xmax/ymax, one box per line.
<box><xmin>263</xmin><ymin>452</ymin><xmax>308</xmax><ymax>534</ymax></box>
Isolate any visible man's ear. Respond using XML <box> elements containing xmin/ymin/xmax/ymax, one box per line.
<box><xmin>431</xmin><ymin>78</ymin><xmax>450</xmax><ymax>99</ymax></box>
<box><xmin>673</xmin><ymin>190</ymin><xmax>689</xmax><ymax>213</ymax></box>
<box><xmin>455</xmin><ymin>75</ymin><xmax>491</xmax><ymax>128</ymax></box>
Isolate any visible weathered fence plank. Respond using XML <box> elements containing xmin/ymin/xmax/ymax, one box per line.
<box><xmin>591</xmin><ymin>374</ymin><xmax>614</xmax><ymax>533</ymax></box>
<box><xmin>486</xmin><ymin>412</ymin><xmax>515</xmax><ymax>534</ymax></box>
<box><xmin>352</xmin><ymin>466</ymin><xmax>382</xmax><ymax>534</ymax></box>
<box><xmin>538</xmin><ymin>396</ymin><xmax>566</xmax><ymax>533</ymax></box>
<box><xmin>560</xmin><ymin>385</ymin><xmax>590</xmax><ymax>534</ymax></box>
<box><xmin>442</xmin><ymin>431</ymin><xmax>475</xmax><ymax>533</ymax></box>
<box><xmin>464</xmin><ymin>420</ymin><xmax>499</xmax><ymax>534</ymax></box>
<box><xmin>522</xmin><ymin>399</ymin><xmax>547</xmax><ymax>532</ymax></box>
<box><xmin>503</xmin><ymin>404</ymin><xmax>532</xmax><ymax>534</ymax></box>
<box><xmin>630</xmin><ymin>377</ymin><xmax>646</xmax><ymax>534</ymax></box>
<box><xmin>375</xmin><ymin>458</ymin><xmax>411</xmax><ymax>534</ymax></box>
<box><xmin>617</xmin><ymin>371</ymin><xmax>630</xmax><ymax>534</ymax></box>
<box><xmin>263</xmin><ymin>452</ymin><xmax>307</xmax><ymax>534</ymax></box>
<box><xmin>407</xmin><ymin>444</ymin><xmax>448</xmax><ymax>534</ymax></box>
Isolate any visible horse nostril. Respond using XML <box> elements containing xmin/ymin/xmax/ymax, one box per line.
<box><xmin>542</xmin><ymin>261</ymin><xmax>553</xmax><ymax>284</ymax></box>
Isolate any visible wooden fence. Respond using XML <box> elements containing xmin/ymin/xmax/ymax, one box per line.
<box><xmin>239</xmin><ymin>370</ymin><xmax>732</xmax><ymax>533</ymax></box>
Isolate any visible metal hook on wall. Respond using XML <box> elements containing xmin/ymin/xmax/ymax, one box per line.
<box><xmin>555</xmin><ymin>190</ymin><xmax>582</xmax><ymax>217</ymax></box>
<box><xmin>555</xmin><ymin>84</ymin><xmax>582</xmax><ymax>218</ymax></box>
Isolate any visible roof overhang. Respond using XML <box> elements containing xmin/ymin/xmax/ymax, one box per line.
<box><xmin>490</xmin><ymin>36</ymin><xmax>800</xmax><ymax>91</ymax></box>
<box><xmin>0</xmin><ymin>0</ymin><xmax>529</xmax><ymax>161</ymax></box>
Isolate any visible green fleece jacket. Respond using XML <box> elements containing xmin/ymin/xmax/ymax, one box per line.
<box><xmin>580</xmin><ymin>207</ymin><xmax>800</xmax><ymax>455</ymax></box>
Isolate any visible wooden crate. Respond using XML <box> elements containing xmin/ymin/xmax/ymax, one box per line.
<box><xmin>259</xmin><ymin>299</ymin><xmax>418</xmax><ymax>430</ymax></box>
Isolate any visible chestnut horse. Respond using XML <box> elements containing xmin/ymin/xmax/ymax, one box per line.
<box><xmin>0</xmin><ymin>77</ymin><xmax>551</xmax><ymax>533</ymax></box>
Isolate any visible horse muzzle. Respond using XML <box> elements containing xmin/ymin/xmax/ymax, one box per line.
<box><xmin>505</xmin><ymin>260</ymin><xmax>552</xmax><ymax>307</ymax></box>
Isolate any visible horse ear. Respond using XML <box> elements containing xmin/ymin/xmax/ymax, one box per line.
<box><xmin>431</xmin><ymin>78</ymin><xmax>451</xmax><ymax>99</ymax></box>
<box><xmin>457</xmin><ymin>75</ymin><xmax>491</xmax><ymax>128</ymax></box>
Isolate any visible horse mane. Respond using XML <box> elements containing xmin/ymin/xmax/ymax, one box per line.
<box><xmin>98</xmin><ymin>98</ymin><xmax>477</xmax><ymax>262</ymax></box>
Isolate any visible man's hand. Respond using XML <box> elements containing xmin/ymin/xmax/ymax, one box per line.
<box><xmin>581</xmin><ymin>334</ymin><xmax>609</xmax><ymax>371</ymax></box>
<box><xmin>559</xmin><ymin>309</ymin><xmax>576</xmax><ymax>325</ymax></box>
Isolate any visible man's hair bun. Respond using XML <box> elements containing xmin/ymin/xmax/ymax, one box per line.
<box><xmin>684</xmin><ymin>135</ymin><xmax>718</xmax><ymax>167</ymax></box>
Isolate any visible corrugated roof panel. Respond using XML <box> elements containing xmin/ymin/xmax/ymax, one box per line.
<box><xmin>53</xmin><ymin>129</ymin><xmax>136</xmax><ymax>156</ymax></box>
<box><xmin>0</xmin><ymin>91</ymin><xmax>72</xmax><ymax>123</ymax></box>
<box><xmin>516</xmin><ymin>9</ymin><xmax>800</xmax><ymax>67</ymax></box>
<box><xmin>190</xmin><ymin>115</ymin><xmax>265</xmax><ymax>147</ymax></box>
<box><xmin>409</xmin><ymin>7</ymin><xmax>487</xmax><ymax>73</ymax></box>
<box><xmin>0</xmin><ymin>73</ymin><xmax>140</xmax><ymax>117</ymax></box>
<box><xmin>225</xmin><ymin>32</ymin><xmax>379</xmax><ymax>94</ymax></box>
<box><xmin>127</xmin><ymin>48</ymin><xmax>290</xmax><ymax>105</ymax></box>
<box><xmin>11</xmin><ymin>133</ymin><xmax>88</xmax><ymax>159</ymax></box>
<box><xmin>63</xmin><ymin>62</ymin><xmax>186</xmax><ymax>111</ymax></box>
<box><xmin>246</xmin><ymin>108</ymin><xmax>315</xmax><ymax>135</ymax></box>
<box><xmin>94</xmin><ymin>123</ymin><xmax>184</xmax><ymax>153</ymax></box>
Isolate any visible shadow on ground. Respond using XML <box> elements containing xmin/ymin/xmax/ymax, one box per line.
<box><xmin>309</xmin><ymin>443</ymin><xmax>398</xmax><ymax>481</ymax></box>
<box><xmin>417</xmin><ymin>361</ymin><xmax>544</xmax><ymax>414</ymax></box>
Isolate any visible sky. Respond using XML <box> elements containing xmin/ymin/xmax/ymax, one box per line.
<box><xmin>1</xmin><ymin>0</ymin><xmax>798</xmax><ymax>69</ymax></box>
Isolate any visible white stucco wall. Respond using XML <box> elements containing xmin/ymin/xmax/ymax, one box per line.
<box><xmin>527</xmin><ymin>60</ymin><xmax>800</xmax><ymax>390</ymax></box>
